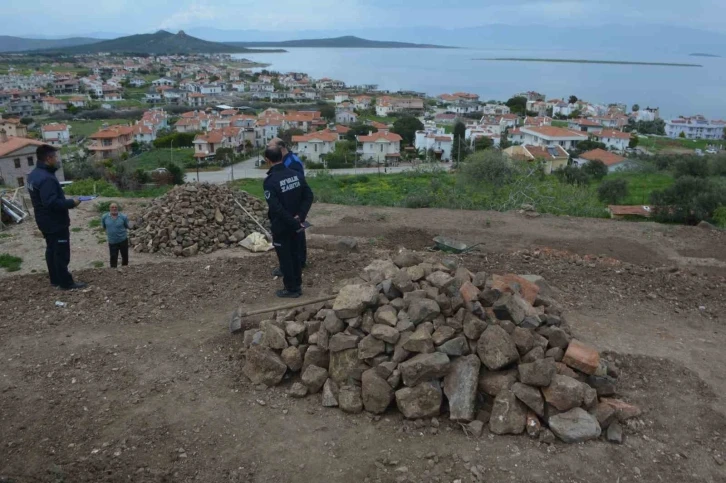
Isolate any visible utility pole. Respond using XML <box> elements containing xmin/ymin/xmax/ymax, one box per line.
<box><xmin>230</xmin><ymin>153</ymin><xmax>234</xmax><ymax>181</ymax></box>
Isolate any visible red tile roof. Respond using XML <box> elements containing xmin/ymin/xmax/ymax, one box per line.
<box><xmin>42</xmin><ymin>123</ymin><xmax>68</xmax><ymax>132</ymax></box>
<box><xmin>580</xmin><ymin>149</ymin><xmax>627</xmax><ymax>166</ymax></box>
<box><xmin>0</xmin><ymin>136</ymin><xmax>44</xmax><ymax>157</ymax></box>
<box><xmin>90</xmin><ymin>126</ymin><xmax>133</xmax><ymax>139</ymax></box>
<box><xmin>597</xmin><ymin>129</ymin><xmax>631</xmax><ymax>140</ymax></box>
<box><xmin>370</xmin><ymin>121</ymin><xmax>390</xmax><ymax>130</ymax></box>
<box><xmin>608</xmin><ymin>205</ymin><xmax>652</xmax><ymax>217</ymax></box>
<box><xmin>357</xmin><ymin>131</ymin><xmax>403</xmax><ymax>143</ymax></box>
<box><xmin>292</xmin><ymin>131</ymin><xmax>338</xmax><ymax>143</ymax></box>
<box><xmin>522</xmin><ymin>126</ymin><xmax>588</xmax><ymax>139</ymax></box>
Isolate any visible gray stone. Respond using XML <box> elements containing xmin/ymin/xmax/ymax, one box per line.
<box><xmin>511</xmin><ymin>382</ymin><xmax>544</xmax><ymax>417</ymax></box>
<box><xmin>361</xmin><ymin>310</ymin><xmax>375</xmax><ymax>334</ymax></box>
<box><xmin>489</xmin><ymin>389</ymin><xmax>528</xmax><ymax>435</ymax></box>
<box><xmin>518</xmin><ymin>358</ymin><xmax>556</xmax><ymax>387</ymax></box>
<box><xmin>400</xmin><ymin>352</ymin><xmax>451</xmax><ymax>387</ymax></box>
<box><xmin>478</xmin><ymin>369</ymin><xmax>518</xmax><ymax>397</ymax></box>
<box><xmin>285</xmin><ymin>321</ymin><xmax>307</xmax><ymax>338</ymax></box>
<box><xmin>281</xmin><ymin>346</ymin><xmax>303</xmax><ymax>372</ymax></box>
<box><xmin>583</xmin><ymin>386</ymin><xmax>598</xmax><ymax>409</ymax></box>
<box><xmin>362</xmin><ymin>370</ymin><xmax>394</xmax><ymax>414</ymax></box>
<box><xmin>607</xmin><ymin>421</ymin><xmax>624</xmax><ymax>444</ymax></box>
<box><xmin>333</xmin><ymin>284</ymin><xmax>379</xmax><ymax>319</ymax></box>
<box><xmin>498</xmin><ymin>320</ymin><xmax>516</xmax><ymax>334</ymax></box>
<box><xmin>467</xmin><ymin>420</ymin><xmax>484</xmax><ymax>437</ymax></box>
<box><xmin>592</xmin><ymin>402</ymin><xmax>617</xmax><ymax>429</ymax></box>
<box><xmin>478</xmin><ymin>288</ymin><xmax>499</xmax><ymax>307</ymax></box>
<box><xmin>539</xmin><ymin>428</ymin><xmax>556</xmax><ymax>444</ymax></box>
<box><xmin>432</xmin><ymin>326</ymin><xmax>456</xmax><ymax>346</ymax></box>
<box><xmin>379</xmin><ymin>279</ymin><xmax>403</xmax><ymax>301</ymax></box>
<box><xmin>363</xmin><ymin>259</ymin><xmax>400</xmax><ymax>281</ymax></box>
<box><xmin>545</xmin><ymin>347</ymin><xmax>564</xmax><ymax>362</ymax></box>
<box><xmin>374</xmin><ymin>305</ymin><xmax>398</xmax><ymax>327</ymax></box>
<box><xmin>472</xmin><ymin>272</ymin><xmax>489</xmax><ymax>289</ymax></box>
<box><xmin>302</xmin><ymin>365</ymin><xmax>329</xmax><ymax>394</ymax></box>
<box><xmin>329</xmin><ymin>333</ymin><xmax>360</xmax><ymax>352</ymax></box>
<box><xmin>588</xmin><ymin>375</ymin><xmax>617</xmax><ymax>397</ymax></box>
<box><xmin>242</xmin><ymin>347</ymin><xmax>287</xmax><ymax>387</ymax></box>
<box><xmin>329</xmin><ymin>348</ymin><xmax>359</xmax><ymax>384</ymax></box>
<box><xmin>542</xmin><ymin>375</ymin><xmax>585</xmax><ymax>411</ymax></box>
<box><xmin>512</xmin><ymin>327</ymin><xmax>535</xmax><ymax>355</ymax></box>
<box><xmin>392</xmin><ymin>269</ymin><xmax>415</xmax><ymax>293</ymax></box>
<box><xmin>390</xmin><ymin>298</ymin><xmax>406</xmax><ymax>311</ymax></box>
<box><xmin>395</xmin><ymin>317</ymin><xmax>415</xmax><ymax>333</ymax></box>
<box><xmin>426</xmin><ymin>271</ymin><xmax>455</xmax><ymax>290</ymax></box>
<box><xmin>492</xmin><ymin>293</ymin><xmax>529</xmax><ymax>325</ymax></box>
<box><xmin>371</xmin><ymin>324</ymin><xmax>400</xmax><ymax>344</ymax></box>
<box><xmin>304</xmin><ymin>319</ymin><xmax>322</xmax><ymax>335</ymax></box>
<box><xmin>443</xmin><ymin>355</ymin><xmax>480</xmax><ymax>421</ymax></box>
<box><xmin>393</xmin><ymin>250</ymin><xmax>423</xmax><ymax>268</ymax></box>
<box><xmin>403</xmin><ymin>290</ymin><xmax>427</xmax><ymax>308</ymax></box>
<box><xmin>264</xmin><ymin>324</ymin><xmax>288</xmax><ymax>350</ymax></box>
<box><xmin>303</xmin><ymin>345</ymin><xmax>330</xmax><ymax>373</ymax></box>
<box><xmin>476</xmin><ymin>325</ymin><xmax>519</xmax><ymax>371</ymax></box>
<box><xmin>408</xmin><ymin>299</ymin><xmax>441</xmax><ymax>325</ymax></box>
<box><xmin>520</xmin><ymin>316</ymin><xmax>543</xmax><ymax>330</ymax></box>
<box><xmin>406</xmin><ymin>265</ymin><xmax>426</xmax><ymax>282</ymax></box>
<box><xmin>522</xmin><ymin>346</ymin><xmax>545</xmax><ymax>363</ymax></box>
<box><xmin>359</xmin><ymin>335</ymin><xmax>386</xmax><ymax>359</ymax></box>
<box><xmin>402</xmin><ymin>324</ymin><xmax>435</xmax><ymax>353</ymax></box>
<box><xmin>289</xmin><ymin>382</ymin><xmax>308</xmax><ymax>398</ymax></box>
<box><xmin>533</xmin><ymin>333</ymin><xmax>549</xmax><ymax>351</ymax></box>
<box><xmin>377</xmin><ymin>361</ymin><xmax>398</xmax><ymax>378</ymax></box>
<box><xmin>539</xmin><ymin>327</ymin><xmax>571</xmax><ymax>349</ymax></box>
<box><xmin>317</xmin><ymin>326</ymin><xmax>330</xmax><ymax>351</ymax></box>
<box><xmin>243</xmin><ymin>329</ymin><xmax>263</xmax><ymax>348</ymax></box>
<box><xmin>324</xmin><ymin>312</ymin><xmax>345</xmax><ymax>335</ymax></box>
<box><xmin>338</xmin><ymin>385</ymin><xmax>364</xmax><ymax>413</ymax></box>
<box><xmin>548</xmin><ymin>408</ymin><xmax>602</xmax><ymax>443</ymax></box>
<box><xmin>392</xmin><ymin>333</ymin><xmax>412</xmax><ymax>363</ymax></box>
<box><xmin>387</xmin><ymin>369</ymin><xmax>402</xmax><ymax>389</ymax></box>
<box><xmin>336</xmin><ymin>237</ymin><xmax>359</xmax><ymax>253</ymax></box>
<box><xmin>463</xmin><ymin>313</ymin><xmax>488</xmax><ymax>341</ymax></box>
<box><xmin>395</xmin><ymin>380</ymin><xmax>442</xmax><ymax>419</ymax></box>
<box><xmin>322</xmin><ymin>378</ymin><xmax>339</xmax><ymax>407</ymax></box>
<box><xmin>436</xmin><ymin>336</ymin><xmax>470</xmax><ymax>356</ymax></box>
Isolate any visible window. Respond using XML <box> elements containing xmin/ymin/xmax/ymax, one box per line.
<box><xmin>17</xmin><ymin>177</ymin><xmax>24</xmax><ymax>187</ymax></box>
<box><xmin>314</xmin><ymin>144</ymin><xmax>318</xmax><ymax>152</ymax></box>
<box><xmin>14</xmin><ymin>158</ymin><xmax>20</xmax><ymax>169</ymax></box>
<box><xmin>27</xmin><ymin>156</ymin><xmax>34</xmax><ymax>166</ymax></box>
<box><xmin>380</xmin><ymin>144</ymin><xmax>384</xmax><ymax>152</ymax></box>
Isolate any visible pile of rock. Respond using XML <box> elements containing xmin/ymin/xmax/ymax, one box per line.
<box><xmin>239</xmin><ymin>251</ymin><xmax>641</xmax><ymax>444</ymax></box>
<box><xmin>129</xmin><ymin>183</ymin><xmax>269</xmax><ymax>257</ymax></box>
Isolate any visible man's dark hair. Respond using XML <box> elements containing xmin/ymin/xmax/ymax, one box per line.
<box><xmin>265</xmin><ymin>146</ymin><xmax>283</xmax><ymax>164</ymax></box>
<box><xmin>36</xmin><ymin>144</ymin><xmax>58</xmax><ymax>163</ymax></box>
<box><xmin>273</xmin><ymin>139</ymin><xmax>287</xmax><ymax>149</ymax></box>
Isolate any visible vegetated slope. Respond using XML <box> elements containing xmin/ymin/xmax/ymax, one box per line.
<box><xmin>229</xmin><ymin>35</ymin><xmax>456</xmax><ymax>49</ymax></box>
<box><xmin>0</xmin><ymin>35</ymin><xmax>101</xmax><ymax>53</ymax></box>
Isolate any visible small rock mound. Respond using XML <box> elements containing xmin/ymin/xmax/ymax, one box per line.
<box><xmin>129</xmin><ymin>183</ymin><xmax>269</xmax><ymax>256</ymax></box>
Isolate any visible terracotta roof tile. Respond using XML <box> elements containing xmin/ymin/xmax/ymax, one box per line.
<box><xmin>580</xmin><ymin>148</ymin><xmax>627</xmax><ymax>166</ymax></box>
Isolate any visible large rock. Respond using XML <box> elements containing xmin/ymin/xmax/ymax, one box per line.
<box><xmin>303</xmin><ymin>345</ymin><xmax>330</xmax><ymax>372</ymax></box>
<box><xmin>264</xmin><ymin>324</ymin><xmax>288</xmax><ymax>350</ymax></box>
<box><xmin>301</xmin><ymin>365</ymin><xmax>329</xmax><ymax>394</ymax></box>
<box><xmin>362</xmin><ymin>370</ymin><xmax>394</xmax><ymax>414</ymax></box>
<box><xmin>492</xmin><ymin>293</ymin><xmax>530</xmax><ymax>325</ymax></box>
<box><xmin>374</xmin><ymin>305</ymin><xmax>398</xmax><ymax>327</ymax></box>
<box><xmin>542</xmin><ymin>375</ymin><xmax>584</xmax><ymax>411</ymax></box>
<box><xmin>511</xmin><ymin>382</ymin><xmax>544</xmax><ymax>417</ymax></box>
<box><xmin>329</xmin><ymin>348</ymin><xmax>360</xmax><ymax>384</ymax></box>
<box><xmin>371</xmin><ymin>324</ymin><xmax>401</xmax><ymax>344</ymax></box>
<box><xmin>512</xmin><ymin>327</ymin><xmax>535</xmax><ymax>355</ymax></box>
<box><xmin>432</xmin><ymin>326</ymin><xmax>456</xmax><ymax>346</ymax></box>
<box><xmin>323</xmin><ymin>312</ymin><xmax>345</xmax><ymax>334</ymax></box>
<box><xmin>426</xmin><ymin>271</ymin><xmax>455</xmax><ymax>290</ymax></box>
<box><xmin>463</xmin><ymin>313</ymin><xmax>488</xmax><ymax>341</ymax></box>
<box><xmin>333</xmin><ymin>284</ymin><xmax>379</xmax><ymax>319</ymax></box>
<box><xmin>329</xmin><ymin>333</ymin><xmax>360</xmax><ymax>352</ymax></box>
<box><xmin>338</xmin><ymin>385</ymin><xmax>364</xmax><ymax>413</ymax></box>
<box><xmin>363</xmin><ymin>259</ymin><xmax>399</xmax><ymax>282</ymax></box>
<box><xmin>322</xmin><ymin>378</ymin><xmax>340</xmax><ymax>407</ymax></box>
<box><xmin>395</xmin><ymin>380</ymin><xmax>442</xmax><ymax>419</ymax></box>
<box><xmin>490</xmin><ymin>274</ymin><xmax>540</xmax><ymax>305</ymax></box>
<box><xmin>489</xmin><ymin>389</ymin><xmax>528</xmax><ymax>435</ymax></box>
<box><xmin>548</xmin><ymin>408</ymin><xmax>602</xmax><ymax>443</ymax></box>
<box><xmin>408</xmin><ymin>299</ymin><xmax>441</xmax><ymax>325</ymax></box>
<box><xmin>399</xmin><ymin>353</ymin><xmax>450</xmax><ymax>387</ymax></box>
<box><xmin>476</xmin><ymin>325</ymin><xmax>519</xmax><ymax>370</ymax></box>
<box><xmin>518</xmin><ymin>358</ymin><xmax>556</xmax><ymax>387</ymax></box>
<box><xmin>281</xmin><ymin>346</ymin><xmax>303</xmax><ymax>372</ymax></box>
<box><xmin>478</xmin><ymin>369</ymin><xmax>518</xmax><ymax>397</ymax></box>
<box><xmin>443</xmin><ymin>355</ymin><xmax>480</xmax><ymax>421</ymax></box>
<box><xmin>242</xmin><ymin>347</ymin><xmax>287</xmax><ymax>387</ymax></box>
<box><xmin>393</xmin><ymin>250</ymin><xmax>423</xmax><ymax>268</ymax></box>
<box><xmin>562</xmin><ymin>339</ymin><xmax>600</xmax><ymax>375</ymax></box>
<box><xmin>402</xmin><ymin>324</ymin><xmax>435</xmax><ymax>353</ymax></box>
<box><xmin>392</xmin><ymin>270</ymin><xmax>415</xmax><ymax>293</ymax></box>
<box><xmin>437</xmin><ymin>336</ymin><xmax>470</xmax><ymax>356</ymax></box>
<box><xmin>358</xmin><ymin>334</ymin><xmax>386</xmax><ymax>360</ymax></box>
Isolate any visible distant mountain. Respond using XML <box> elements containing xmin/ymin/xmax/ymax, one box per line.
<box><xmin>228</xmin><ymin>35</ymin><xmax>456</xmax><ymax>49</ymax></box>
<box><xmin>0</xmin><ymin>36</ymin><xmax>101</xmax><ymax>53</ymax></box>
<box><xmin>690</xmin><ymin>52</ymin><xmax>721</xmax><ymax>57</ymax></box>
<box><xmin>32</xmin><ymin>30</ymin><xmax>283</xmax><ymax>55</ymax></box>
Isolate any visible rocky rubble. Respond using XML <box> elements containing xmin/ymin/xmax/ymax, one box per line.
<box><xmin>129</xmin><ymin>183</ymin><xmax>270</xmax><ymax>256</ymax></box>
<box><xmin>238</xmin><ymin>251</ymin><xmax>642</xmax><ymax>444</ymax></box>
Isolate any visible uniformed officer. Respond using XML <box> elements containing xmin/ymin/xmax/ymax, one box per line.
<box><xmin>268</xmin><ymin>137</ymin><xmax>307</xmax><ymax>277</ymax></box>
<box><xmin>262</xmin><ymin>145</ymin><xmax>314</xmax><ymax>298</ymax></box>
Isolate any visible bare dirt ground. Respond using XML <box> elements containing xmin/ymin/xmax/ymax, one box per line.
<box><xmin>2</xmin><ymin>200</ymin><xmax>726</xmax><ymax>483</ymax></box>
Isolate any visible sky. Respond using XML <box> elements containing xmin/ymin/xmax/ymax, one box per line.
<box><xmin>3</xmin><ymin>0</ymin><xmax>726</xmax><ymax>37</ymax></box>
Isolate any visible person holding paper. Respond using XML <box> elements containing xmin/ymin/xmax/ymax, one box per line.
<box><xmin>26</xmin><ymin>144</ymin><xmax>86</xmax><ymax>290</ymax></box>
<box><xmin>101</xmin><ymin>202</ymin><xmax>130</xmax><ymax>268</ymax></box>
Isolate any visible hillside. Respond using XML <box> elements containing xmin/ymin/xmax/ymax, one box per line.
<box><xmin>33</xmin><ymin>30</ymin><xmax>284</xmax><ymax>55</ymax></box>
<box><xmin>0</xmin><ymin>35</ymin><xmax>100</xmax><ymax>53</ymax></box>
<box><xmin>228</xmin><ymin>35</ymin><xmax>456</xmax><ymax>49</ymax></box>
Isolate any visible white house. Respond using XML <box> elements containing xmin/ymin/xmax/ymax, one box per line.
<box><xmin>292</xmin><ymin>131</ymin><xmax>338</xmax><ymax>163</ymax></box>
<box><xmin>200</xmin><ymin>84</ymin><xmax>222</xmax><ymax>95</ymax></box>
<box><xmin>665</xmin><ymin>115</ymin><xmax>726</xmax><ymax>140</ymax></box>
<box><xmin>42</xmin><ymin>97</ymin><xmax>66</xmax><ymax>113</ymax></box>
<box><xmin>594</xmin><ymin>129</ymin><xmax>631</xmax><ymax>151</ymax></box>
<box><xmin>414</xmin><ymin>127</ymin><xmax>453</xmax><ymax>161</ymax></box>
<box><xmin>518</xmin><ymin>126</ymin><xmax>588</xmax><ymax>150</ymax></box>
<box><xmin>356</xmin><ymin>130</ymin><xmax>403</xmax><ymax>164</ymax></box>
<box><xmin>41</xmin><ymin>123</ymin><xmax>71</xmax><ymax>145</ymax></box>
<box><xmin>129</xmin><ymin>78</ymin><xmax>146</xmax><ymax>87</ymax></box>
<box><xmin>552</xmin><ymin>102</ymin><xmax>574</xmax><ymax>117</ymax></box>
<box><xmin>334</xmin><ymin>92</ymin><xmax>349</xmax><ymax>104</ymax></box>
<box><xmin>152</xmin><ymin>78</ymin><xmax>175</xmax><ymax>87</ymax></box>
<box><xmin>482</xmin><ymin>104</ymin><xmax>511</xmax><ymax>115</ymax></box>
<box><xmin>248</xmin><ymin>82</ymin><xmax>275</xmax><ymax>93</ymax></box>
<box><xmin>335</xmin><ymin>110</ymin><xmax>358</xmax><ymax>125</ymax></box>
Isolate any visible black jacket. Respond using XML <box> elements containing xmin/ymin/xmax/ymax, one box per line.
<box><xmin>27</xmin><ymin>162</ymin><xmax>75</xmax><ymax>234</ymax></box>
<box><xmin>263</xmin><ymin>163</ymin><xmax>313</xmax><ymax>236</ymax></box>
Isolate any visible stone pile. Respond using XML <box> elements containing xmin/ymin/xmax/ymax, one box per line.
<box><xmin>240</xmin><ymin>251</ymin><xmax>641</xmax><ymax>444</ymax></box>
<box><xmin>129</xmin><ymin>183</ymin><xmax>270</xmax><ymax>257</ymax></box>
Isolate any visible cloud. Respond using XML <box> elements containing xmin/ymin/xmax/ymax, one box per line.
<box><xmin>158</xmin><ymin>1</ymin><xmax>221</xmax><ymax>31</ymax></box>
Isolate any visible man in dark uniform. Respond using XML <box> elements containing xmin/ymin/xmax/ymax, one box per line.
<box><xmin>268</xmin><ymin>137</ymin><xmax>308</xmax><ymax>277</ymax></box>
<box><xmin>26</xmin><ymin>144</ymin><xmax>87</xmax><ymax>290</ymax></box>
<box><xmin>263</xmin><ymin>145</ymin><xmax>314</xmax><ymax>298</ymax></box>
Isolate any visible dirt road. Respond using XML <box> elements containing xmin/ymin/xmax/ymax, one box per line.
<box><xmin>1</xmin><ymin>202</ymin><xmax>725</xmax><ymax>482</ymax></box>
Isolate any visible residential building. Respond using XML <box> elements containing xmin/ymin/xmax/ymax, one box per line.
<box><xmin>41</xmin><ymin>123</ymin><xmax>71</xmax><ymax>145</ymax></box>
<box><xmin>88</xmin><ymin>125</ymin><xmax>134</xmax><ymax>161</ymax></box>
<box><xmin>481</xmin><ymin>104</ymin><xmax>511</xmax><ymax>115</ymax></box>
<box><xmin>522</xmin><ymin>116</ymin><xmax>552</xmax><ymax>127</ymax></box>
<box><xmin>594</xmin><ymin>129</ymin><xmax>631</xmax><ymax>151</ymax></box>
<box><xmin>193</xmin><ymin>131</ymin><xmax>225</xmax><ymax>160</ymax></box>
<box><xmin>102</xmin><ymin>87</ymin><xmax>123</xmax><ymax>102</ymax></box>
<box><xmin>52</xmin><ymin>79</ymin><xmax>80</xmax><ymax>94</ymax></box>
<box><xmin>0</xmin><ymin>133</ymin><xmax>51</xmax><ymax>188</ymax></box>
<box><xmin>186</xmin><ymin>93</ymin><xmax>206</xmax><ymax>107</ymax></box>
<box><xmin>175</xmin><ymin>117</ymin><xmax>202</xmax><ymax>133</ymax></box>
<box><xmin>42</xmin><ymin>96</ymin><xmax>67</xmax><ymax>113</ymax></box>
<box><xmin>575</xmin><ymin>148</ymin><xmax>631</xmax><ymax>171</ymax></box>
<box><xmin>0</xmin><ymin>118</ymin><xmax>28</xmax><ymax>138</ymax></box>
<box><xmin>334</xmin><ymin>92</ymin><xmax>349</xmax><ymax>104</ymax></box>
<box><xmin>518</xmin><ymin>126</ymin><xmax>588</xmax><ymax>150</ymax></box>
<box><xmin>254</xmin><ymin>118</ymin><xmax>282</xmax><ymax>146</ymax></box>
<box><xmin>68</xmin><ymin>96</ymin><xmax>88</xmax><ymax>108</ymax></box>
<box><xmin>357</xmin><ymin>130</ymin><xmax>403</xmax><ymax>164</ymax></box>
<box><xmin>665</xmin><ymin>115</ymin><xmax>726</xmax><ymax>140</ymax></box>
<box><xmin>336</xmin><ymin>110</ymin><xmax>358</xmax><ymax>125</ymax></box>
<box><xmin>353</xmin><ymin>95</ymin><xmax>372</xmax><ymax>110</ymax></box>
<box><xmin>292</xmin><ymin>131</ymin><xmax>338</xmax><ymax>162</ymax></box>
<box><xmin>375</xmin><ymin>96</ymin><xmax>425</xmax><ymax>117</ymax></box>
<box><xmin>200</xmin><ymin>84</ymin><xmax>222</xmax><ymax>95</ymax></box>
<box><xmin>552</xmin><ymin>102</ymin><xmax>574</xmax><ymax>117</ymax></box>
<box><xmin>517</xmin><ymin>91</ymin><xmax>546</xmax><ymax>102</ymax></box>
<box><xmin>435</xmin><ymin>113</ymin><xmax>457</xmax><ymax>124</ymax></box>
<box><xmin>414</xmin><ymin>126</ymin><xmax>453</xmax><ymax>161</ymax></box>
<box><xmin>152</xmin><ymin>78</ymin><xmax>175</xmax><ymax>87</ymax></box>
<box><xmin>247</xmin><ymin>82</ymin><xmax>275</xmax><ymax>93</ymax></box>
<box><xmin>568</xmin><ymin>118</ymin><xmax>604</xmax><ymax>133</ymax></box>
<box><xmin>129</xmin><ymin>78</ymin><xmax>146</xmax><ymax>87</ymax></box>
<box><xmin>132</xmin><ymin>124</ymin><xmax>155</xmax><ymax>143</ymax></box>
<box><xmin>503</xmin><ymin>144</ymin><xmax>569</xmax><ymax>175</ymax></box>
<box><xmin>7</xmin><ymin>100</ymin><xmax>33</xmax><ymax>117</ymax></box>
<box><xmin>144</xmin><ymin>90</ymin><xmax>163</xmax><ymax>104</ymax></box>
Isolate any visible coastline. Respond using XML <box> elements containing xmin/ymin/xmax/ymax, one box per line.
<box><xmin>475</xmin><ymin>57</ymin><xmax>703</xmax><ymax>67</ymax></box>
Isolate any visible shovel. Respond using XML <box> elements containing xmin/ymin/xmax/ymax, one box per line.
<box><xmin>229</xmin><ymin>294</ymin><xmax>337</xmax><ymax>334</ymax></box>
<box><xmin>234</xmin><ymin>199</ymin><xmax>272</xmax><ymax>242</ymax></box>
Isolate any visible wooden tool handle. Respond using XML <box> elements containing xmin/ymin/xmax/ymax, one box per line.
<box><xmin>238</xmin><ymin>294</ymin><xmax>337</xmax><ymax>318</ymax></box>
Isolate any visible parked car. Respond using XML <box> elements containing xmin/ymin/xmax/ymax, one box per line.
<box><xmin>705</xmin><ymin>148</ymin><xmax>718</xmax><ymax>155</ymax></box>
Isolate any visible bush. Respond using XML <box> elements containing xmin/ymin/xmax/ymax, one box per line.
<box><xmin>63</xmin><ymin>179</ymin><xmax>121</xmax><ymax>197</ymax></box>
<box><xmin>709</xmin><ymin>155</ymin><xmax>726</xmax><ymax>177</ymax></box>
<box><xmin>0</xmin><ymin>253</ymin><xmax>22</xmax><ymax>272</ymax></box>
<box><xmin>582</xmin><ymin>160</ymin><xmax>609</xmax><ymax>181</ymax></box>
<box><xmin>650</xmin><ymin>176</ymin><xmax>726</xmax><ymax>224</ymax></box>
<box><xmin>554</xmin><ymin>165</ymin><xmax>590</xmax><ymax>186</ymax></box>
<box><xmin>674</xmin><ymin>157</ymin><xmax>709</xmax><ymax>178</ymax></box>
<box><xmin>714</xmin><ymin>206</ymin><xmax>726</xmax><ymax>228</ymax></box>
<box><xmin>153</xmin><ymin>132</ymin><xmax>196</xmax><ymax>149</ymax></box>
<box><xmin>458</xmin><ymin>151</ymin><xmax>516</xmax><ymax>185</ymax></box>
<box><xmin>597</xmin><ymin>178</ymin><xmax>629</xmax><ymax>204</ymax></box>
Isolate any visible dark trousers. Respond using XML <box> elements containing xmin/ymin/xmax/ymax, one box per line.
<box><xmin>299</xmin><ymin>230</ymin><xmax>307</xmax><ymax>267</ymax></box>
<box><xmin>273</xmin><ymin>231</ymin><xmax>302</xmax><ymax>292</ymax></box>
<box><xmin>44</xmin><ymin>228</ymin><xmax>74</xmax><ymax>288</ymax></box>
<box><xmin>109</xmin><ymin>239</ymin><xmax>129</xmax><ymax>268</ymax></box>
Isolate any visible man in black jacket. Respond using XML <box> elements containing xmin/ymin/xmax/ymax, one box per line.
<box><xmin>26</xmin><ymin>144</ymin><xmax>87</xmax><ymax>290</ymax></box>
<box><xmin>262</xmin><ymin>145</ymin><xmax>313</xmax><ymax>298</ymax></box>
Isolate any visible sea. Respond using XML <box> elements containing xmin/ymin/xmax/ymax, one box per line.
<box><xmin>233</xmin><ymin>48</ymin><xmax>726</xmax><ymax>119</ymax></box>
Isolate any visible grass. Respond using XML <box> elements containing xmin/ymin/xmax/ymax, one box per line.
<box><xmin>0</xmin><ymin>253</ymin><xmax>22</xmax><ymax>272</ymax></box>
<box><xmin>71</xmin><ymin>227</ymin><xmax>82</xmax><ymax>233</ymax></box>
<box><xmin>0</xmin><ymin>233</ymin><xmax>12</xmax><ymax>239</ymax></box>
<box><xmin>358</xmin><ymin>112</ymin><xmax>393</xmax><ymax>124</ymax></box>
<box><xmin>551</xmin><ymin>120</ymin><xmax>570</xmax><ymax>128</ymax></box>
<box><xmin>92</xmin><ymin>261</ymin><xmax>105</xmax><ymax>268</ymax></box>
<box><xmin>70</xmin><ymin>119</ymin><xmax>128</xmax><ymax>138</ymax></box>
<box><xmin>89</xmin><ymin>219</ymin><xmax>101</xmax><ymax>228</ymax></box>
<box><xmin>604</xmin><ymin>172</ymin><xmax>675</xmax><ymax>205</ymax></box>
<box><xmin>128</xmin><ymin>148</ymin><xmax>194</xmax><ymax>171</ymax></box>
<box><xmin>640</xmin><ymin>136</ymin><xmax>722</xmax><ymax>154</ymax></box>
<box><xmin>119</xmin><ymin>185</ymin><xmax>174</xmax><ymax>198</ymax></box>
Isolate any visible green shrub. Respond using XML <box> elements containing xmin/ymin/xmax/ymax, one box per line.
<box><xmin>714</xmin><ymin>206</ymin><xmax>726</xmax><ymax>228</ymax></box>
<box><xmin>458</xmin><ymin>150</ymin><xmax>516</xmax><ymax>185</ymax></box>
<box><xmin>597</xmin><ymin>179</ymin><xmax>629</xmax><ymax>204</ymax></box>
<box><xmin>89</xmin><ymin>219</ymin><xmax>101</xmax><ymax>228</ymax></box>
<box><xmin>63</xmin><ymin>179</ymin><xmax>121</xmax><ymax>197</ymax></box>
<box><xmin>651</xmin><ymin>176</ymin><xmax>726</xmax><ymax>224</ymax></box>
<box><xmin>674</xmin><ymin>157</ymin><xmax>709</xmax><ymax>178</ymax></box>
<box><xmin>582</xmin><ymin>160</ymin><xmax>608</xmax><ymax>181</ymax></box>
<box><xmin>0</xmin><ymin>253</ymin><xmax>22</xmax><ymax>272</ymax></box>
